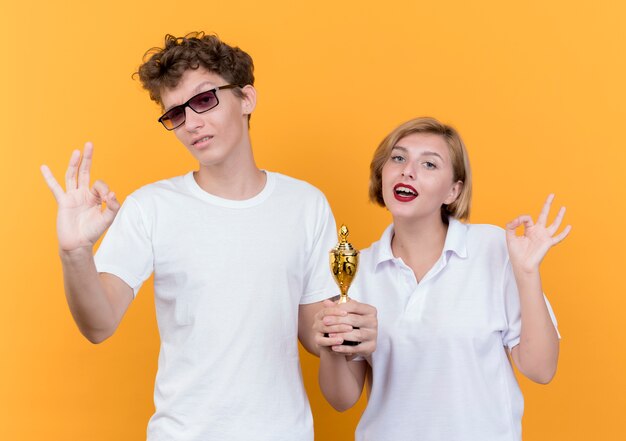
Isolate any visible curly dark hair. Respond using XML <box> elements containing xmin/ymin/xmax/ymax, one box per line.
<box><xmin>136</xmin><ymin>32</ymin><xmax>255</xmax><ymax>106</ymax></box>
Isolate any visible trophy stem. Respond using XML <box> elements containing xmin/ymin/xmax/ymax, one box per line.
<box><xmin>338</xmin><ymin>288</ymin><xmax>349</xmax><ymax>304</ymax></box>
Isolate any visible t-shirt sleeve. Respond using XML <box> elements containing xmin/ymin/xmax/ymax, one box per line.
<box><xmin>501</xmin><ymin>259</ymin><xmax>560</xmax><ymax>350</ymax></box>
<box><xmin>94</xmin><ymin>196</ymin><xmax>154</xmax><ymax>297</ymax></box>
<box><xmin>299</xmin><ymin>194</ymin><xmax>338</xmax><ymax>305</ymax></box>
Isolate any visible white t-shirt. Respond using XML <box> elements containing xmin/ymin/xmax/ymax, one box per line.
<box><xmin>94</xmin><ymin>171</ymin><xmax>337</xmax><ymax>441</ymax></box>
<box><xmin>351</xmin><ymin>219</ymin><xmax>559</xmax><ymax>441</ymax></box>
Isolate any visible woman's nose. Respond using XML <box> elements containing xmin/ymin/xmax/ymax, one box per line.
<box><xmin>401</xmin><ymin>164</ymin><xmax>415</xmax><ymax>180</ymax></box>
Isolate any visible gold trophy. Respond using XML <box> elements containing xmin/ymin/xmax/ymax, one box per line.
<box><xmin>329</xmin><ymin>225</ymin><xmax>360</xmax><ymax>345</ymax></box>
<box><xmin>330</xmin><ymin>225</ymin><xmax>359</xmax><ymax>303</ymax></box>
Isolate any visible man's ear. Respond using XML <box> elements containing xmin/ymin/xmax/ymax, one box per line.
<box><xmin>240</xmin><ymin>85</ymin><xmax>257</xmax><ymax>116</ymax></box>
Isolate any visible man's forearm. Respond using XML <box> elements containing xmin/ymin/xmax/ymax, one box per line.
<box><xmin>60</xmin><ymin>248</ymin><xmax>124</xmax><ymax>343</ymax></box>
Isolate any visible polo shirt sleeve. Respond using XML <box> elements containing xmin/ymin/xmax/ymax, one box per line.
<box><xmin>94</xmin><ymin>196</ymin><xmax>154</xmax><ymax>297</ymax></box>
<box><xmin>501</xmin><ymin>259</ymin><xmax>560</xmax><ymax>350</ymax></box>
<box><xmin>299</xmin><ymin>194</ymin><xmax>338</xmax><ymax>305</ymax></box>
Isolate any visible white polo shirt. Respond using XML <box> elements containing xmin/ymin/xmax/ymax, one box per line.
<box><xmin>351</xmin><ymin>219</ymin><xmax>558</xmax><ymax>441</ymax></box>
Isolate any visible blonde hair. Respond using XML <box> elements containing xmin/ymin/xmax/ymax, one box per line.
<box><xmin>369</xmin><ymin>116</ymin><xmax>472</xmax><ymax>220</ymax></box>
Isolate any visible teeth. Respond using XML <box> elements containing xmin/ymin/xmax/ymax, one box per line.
<box><xmin>395</xmin><ymin>186</ymin><xmax>417</xmax><ymax>196</ymax></box>
<box><xmin>195</xmin><ymin>136</ymin><xmax>211</xmax><ymax>144</ymax></box>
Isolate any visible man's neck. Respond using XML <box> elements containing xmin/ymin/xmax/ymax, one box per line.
<box><xmin>194</xmin><ymin>155</ymin><xmax>266</xmax><ymax>201</ymax></box>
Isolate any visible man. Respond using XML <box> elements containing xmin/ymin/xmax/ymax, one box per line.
<box><xmin>41</xmin><ymin>32</ymin><xmax>377</xmax><ymax>440</ymax></box>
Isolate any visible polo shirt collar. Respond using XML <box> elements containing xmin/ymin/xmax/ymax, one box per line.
<box><xmin>371</xmin><ymin>224</ymin><xmax>396</xmax><ymax>267</ymax></box>
<box><xmin>444</xmin><ymin>218</ymin><xmax>468</xmax><ymax>259</ymax></box>
<box><xmin>372</xmin><ymin>217</ymin><xmax>468</xmax><ymax>268</ymax></box>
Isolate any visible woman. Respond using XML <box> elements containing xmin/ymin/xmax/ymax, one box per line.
<box><xmin>314</xmin><ymin>117</ymin><xmax>570</xmax><ymax>441</ymax></box>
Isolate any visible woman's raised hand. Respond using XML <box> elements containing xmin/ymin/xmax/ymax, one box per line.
<box><xmin>505</xmin><ymin>194</ymin><xmax>572</xmax><ymax>273</ymax></box>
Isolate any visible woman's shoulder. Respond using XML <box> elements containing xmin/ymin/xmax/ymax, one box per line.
<box><xmin>462</xmin><ymin>221</ymin><xmax>510</xmax><ymax>260</ymax></box>
<box><xmin>465</xmin><ymin>222</ymin><xmax>505</xmax><ymax>239</ymax></box>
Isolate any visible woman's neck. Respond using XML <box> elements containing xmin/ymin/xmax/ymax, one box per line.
<box><xmin>391</xmin><ymin>214</ymin><xmax>449</xmax><ymax>282</ymax></box>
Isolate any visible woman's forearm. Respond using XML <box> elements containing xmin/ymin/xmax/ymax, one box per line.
<box><xmin>319</xmin><ymin>349</ymin><xmax>367</xmax><ymax>411</ymax></box>
<box><xmin>511</xmin><ymin>269</ymin><xmax>559</xmax><ymax>384</ymax></box>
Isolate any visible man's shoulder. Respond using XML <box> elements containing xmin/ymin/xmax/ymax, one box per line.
<box><xmin>128</xmin><ymin>174</ymin><xmax>189</xmax><ymax>201</ymax></box>
<box><xmin>269</xmin><ymin>172</ymin><xmax>328</xmax><ymax>201</ymax></box>
<box><xmin>118</xmin><ymin>175</ymin><xmax>192</xmax><ymax>217</ymax></box>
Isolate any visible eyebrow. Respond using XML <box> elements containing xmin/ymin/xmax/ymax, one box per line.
<box><xmin>164</xmin><ymin>81</ymin><xmax>217</xmax><ymax>112</ymax></box>
<box><xmin>391</xmin><ymin>146</ymin><xmax>444</xmax><ymax>160</ymax></box>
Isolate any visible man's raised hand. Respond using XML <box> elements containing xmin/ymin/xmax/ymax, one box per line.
<box><xmin>41</xmin><ymin>142</ymin><xmax>120</xmax><ymax>252</ymax></box>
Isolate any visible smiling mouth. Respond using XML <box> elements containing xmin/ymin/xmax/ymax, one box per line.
<box><xmin>193</xmin><ymin>136</ymin><xmax>213</xmax><ymax>146</ymax></box>
<box><xmin>395</xmin><ymin>186</ymin><xmax>417</xmax><ymax>197</ymax></box>
<box><xmin>393</xmin><ymin>184</ymin><xmax>418</xmax><ymax>201</ymax></box>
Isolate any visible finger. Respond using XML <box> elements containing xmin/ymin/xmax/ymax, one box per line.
<box><xmin>321</xmin><ymin>305</ymin><xmax>349</xmax><ymax>319</ymax></box>
<box><xmin>353</xmin><ymin>341</ymin><xmax>376</xmax><ymax>357</ymax></box>
<box><xmin>506</xmin><ymin>215</ymin><xmax>533</xmax><ymax>236</ymax></box>
<box><xmin>91</xmin><ymin>182</ymin><xmax>120</xmax><ymax>225</ymax></box>
<box><xmin>91</xmin><ymin>179</ymin><xmax>111</xmax><ymax>201</ymax></box>
<box><xmin>345</xmin><ymin>310</ymin><xmax>378</xmax><ymax>329</ymax></box>
<box><xmin>40</xmin><ymin>165</ymin><xmax>64</xmax><ymax>202</ymax></box>
<box><xmin>332</xmin><ymin>340</ymin><xmax>374</xmax><ymax>356</ymax></box>
<box><xmin>537</xmin><ymin>193</ymin><xmax>555</xmax><ymax>225</ymax></box>
<box><xmin>518</xmin><ymin>215</ymin><xmax>534</xmax><ymax>229</ymax></box>
<box><xmin>335</xmin><ymin>330</ymin><xmax>362</xmax><ymax>346</ymax></box>
<box><xmin>331</xmin><ymin>343</ymin><xmax>358</xmax><ymax>354</ymax></box>
<box><xmin>506</xmin><ymin>215</ymin><xmax>533</xmax><ymax>230</ymax></box>
<box><xmin>64</xmin><ymin>150</ymin><xmax>81</xmax><ymax>191</ymax></box>
<box><xmin>313</xmin><ymin>318</ymin><xmax>346</xmax><ymax>335</ymax></box>
<box><xmin>102</xmin><ymin>192</ymin><xmax>121</xmax><ymax>224</ymax></box>
<box><xmin>505</xmin><ymin>218</ymin><xmax>522</xmax><ymax>242</ymax></box>
<box><xmin>321</xmin><ymin>324</ymin><xmax>354</xmax><ymax>334</ymax></box>
<box><xmin>506</xmin><ymin>218</ymin><xmax>522</xmax><ymax>231</ymax></box>
<box><xmin>324</xmin><ymin>312</ymin><xmax>366</xmax><ymax>329</ymax></box>
<box><xmin>77</xmin><ymin>142</ymin><xmax>94</xmax><ymax>189</ymax></box>
<box><xmin>547</xmin><ymin>206</ymin><xmax>566</xmax><ymax>236</ymax></box>
<box><xmin>552</xmin><ymin>225</ymin><xmax>572</xmax><ymax>245</ymax></box>
<box><xmin>339</xmin><ymin>299</ymin><xmax>377</xmax><ymax>316</ymax></box>
<box><xmin>322</xmin><ymin>314</ymin><xmax>354</xmax><ymax>328</ymax></box>
<box><xmin>316</xmin><ymin>334</ymin><xmax>343</xmax><ymax>347</ymax></box>
<box><xmin>105</xmin><ymin>192</ymin><xmax>120</xmax><ymax>212</ymax></box>
<box><xmin>346</xmin><ymin>326</ymin><xmax>377</xmax><ymax>344</ymax></box>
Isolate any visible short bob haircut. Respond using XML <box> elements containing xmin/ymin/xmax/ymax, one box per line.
<box><xmin>369</xmin><ymin>116</ymin><xmax>472</xmax><ymax>221</ymax></box>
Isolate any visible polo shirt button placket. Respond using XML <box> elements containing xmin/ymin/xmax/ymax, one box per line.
<box><xmin>403</xmin><ymin>265</ymin><xmax>423</xmax><ymax>316</ymax></box>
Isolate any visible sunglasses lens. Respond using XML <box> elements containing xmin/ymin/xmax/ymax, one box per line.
<box><xmin>161</xmin><ymin>106</ymin><xmax>185</xmax><ymax>130</ymax></box>
<box><xmin>190</xmin><ymin>91</ymin><xmax>218</xmax><ymax>112</ymax></box>
<box><xmin>159</xmin><ymin>89</ymin><xmax>223</xmax><ymax>130</ymax></box>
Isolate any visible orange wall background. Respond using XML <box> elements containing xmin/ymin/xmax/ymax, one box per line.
<box><xmin>1</xmin><ymin>1</ymin><xmax>624</xmax><ymax>439</ymax></box>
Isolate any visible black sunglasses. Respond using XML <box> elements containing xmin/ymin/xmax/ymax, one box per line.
<box><xmin>158</xmin><ymin>84</ymin><xmax>241</xmax><ymax>130</ymax></box>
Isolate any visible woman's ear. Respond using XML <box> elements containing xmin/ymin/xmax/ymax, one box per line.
<box><xmin>444</xmin><ymin>180</ymin><xmax>463</xmax><ymax>205</ymax></box>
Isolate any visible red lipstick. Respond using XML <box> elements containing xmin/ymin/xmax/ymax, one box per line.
<box><xmin>393</xmin><ymin>183</ymin><xmax>418</xmax><ymax>202</ymax></box>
